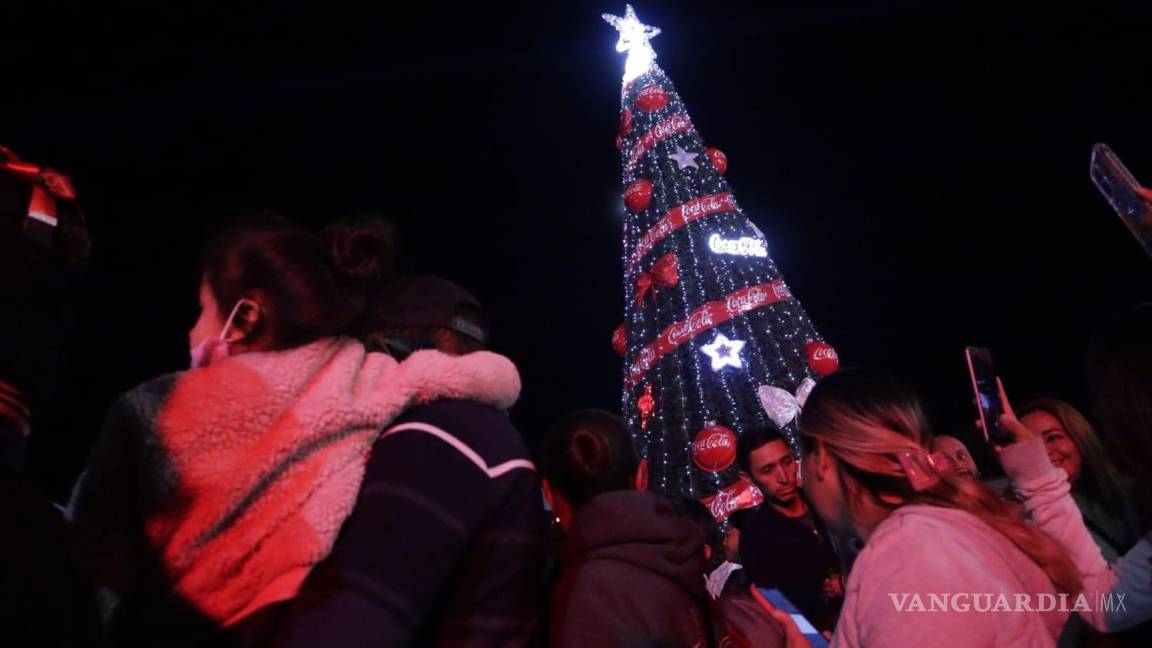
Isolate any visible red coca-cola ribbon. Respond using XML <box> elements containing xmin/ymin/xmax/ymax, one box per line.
<box><xmin>628</xmin><ymin>192</ymin><xmax>737</xmax><ymax>268</ymax></box>
<box><xmin>625</xmin><ymin>113</ymin><xmax>693</xmax><ymax>172</ymax></box>
<box><xmin>625</xmin><ymin>280</ymin><xmax>793</xmax><ymax>390</ymax></box>
<box><xmin>634</xmin><ymin>253</ymin><xmax>679</xmax><ymax>306</ymax></box>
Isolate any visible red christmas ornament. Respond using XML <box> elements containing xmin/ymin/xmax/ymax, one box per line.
<box><xmin>615</xmin><ymin>134</ymin><xmax>625</xmax><ymax>152</ymax></box>
<box><xmin>706</xmin><ymin>148</ymin><xmax>728</xmax><ymax>175</ymax></box>
<box><xmin>806</xmin><ymin>340</ymin><xmax>840</xmax><ymax>377</ymax></box>
<box><xmin>624</xmin><ymin>179</ymin><xmax>653</xmax><ymax>213</ymax></box>
<box><xmin>692</xmin><ymin>424</ymin><xmax>737</xmax><ymax>472</ymax></box>
<box><xmin>619</xmin><ymin>108</ymin><xmax>633</xmax><ymax>136</ymax></box>
<box><xmin>635</xmin><ymin>84</ymin><xmax>669</xmax><ymax>112</ymax></box>
<box><xmin>612</xmin><ymin>324</ymin><xmax>627</xmax><ymax>356</ymax></box>
<box><xmin>701</xmin><ymin>477</ymin><xmax>764</xmax><ymax>522</ymax></box>
<box><xmin>637</xmin><ymin>384</ymin><xmax>655</xmax><ymax>430</ymax></box>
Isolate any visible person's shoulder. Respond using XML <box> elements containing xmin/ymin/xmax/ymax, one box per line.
<box><xmin>855</xmin><ymin>505</ymin><xmax>1010</xmax><ymax>579</ymax></box>
<box><xmin>380</xmin><ymin>400</ymin><xmax>534</xmax><ymax>476</ymax></box>
<box><xmin>108</xmin><ymin>372</ymin><xmax>181</xmax><ymax>424</ymax></box>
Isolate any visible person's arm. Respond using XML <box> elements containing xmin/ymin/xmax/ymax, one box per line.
<box><xmin>268</xmin><ymin>418</ymin><xmax>506</xmax><ymax>646</ymax></box>
<box><xmin>1000</xmin><ymin>435</ymin><xmax>1152</xmax><ymax>631</ymax></box>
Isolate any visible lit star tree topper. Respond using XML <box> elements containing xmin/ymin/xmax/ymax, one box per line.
<box><xmin>602</xmin><ymin>4</ymin><xmax>661</xmax><ymax>82</ymax></box>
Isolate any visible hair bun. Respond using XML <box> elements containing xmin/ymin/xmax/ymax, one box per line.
<box><xmin>324</xmin><ymin>214</ymin><xmax>395</xmax><ymax>291</ymax></box>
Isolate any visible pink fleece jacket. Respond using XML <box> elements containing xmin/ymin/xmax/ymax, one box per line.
<box><xmin>1001</xmin><ymin>437</ymin><xmax>1152</xmax><ymax>632</ymax></box>
<box><xmin>832</xmin><ymin>502</ymin><xmax>1067</xmax><ymax>647</ymax></box>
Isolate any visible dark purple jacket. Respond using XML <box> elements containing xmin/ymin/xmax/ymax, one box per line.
<box><xmin>549</xmin><ymin>490</ymin><xmax>712</xmax><ymax>647</ymax></box>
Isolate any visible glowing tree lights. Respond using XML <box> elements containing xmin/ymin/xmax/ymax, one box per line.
<box><xmin>604</xmin><ymin>5</ymin><xmax>839</xmax><ymax>507</ymax></box>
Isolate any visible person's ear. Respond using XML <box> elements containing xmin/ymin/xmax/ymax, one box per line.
<box><xmin>225</xmin><ymin>299</ymin><xmax>262</xmax><ymax>344</ymax></box>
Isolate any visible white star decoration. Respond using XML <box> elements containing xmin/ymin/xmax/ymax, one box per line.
<box><xmin>669</xmin><ymin>145</ymin><xmax>699</xmax><ymax>171</ymax></box>
<box><xmin>602</xmin><ymin>5</ymin><xmax>661</xmax><ymax>82</ymax></box>
<box><xmin>700</xmin><ymin>333</ymin><xmax>746</xmax><ymax>371</ymax></box>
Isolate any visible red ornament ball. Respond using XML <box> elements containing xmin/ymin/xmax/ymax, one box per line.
<box><xmin>624</xmin><ymin>179</ymin><xmax>653</xmax><ymax>213</ymax></box>
<box><xmin>806</xmin><ymin>340</ymin><xmax>840</xmax><ymax>377</ymax></box>
<box><xmin>612</xmin><ymin>324</ymin><xmax>627</xmax><ymax>356</ymax></box>
<box><xmin>619</xmin><ymin>108</ymin><xmax>633</xmax><ymax>136</ymax></box>
<box><xmin>706</xmin><ymin>148</ymin><xmax>728</xmax><ymax>175</ymax></box>
<box><xmin>692</xmin><ymin>424</ymin><xmax>737</xmax><ymax>472</ymax></box>
<box><xmin>635</xmin><ymin>84</ymin><xmax>669</xmax><ymax>112</ymax></box>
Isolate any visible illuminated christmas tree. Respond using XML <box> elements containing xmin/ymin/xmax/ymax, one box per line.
<box><xmin>604</xmin><ymin>6</ymin><xmax>839</xmax><ymax>513</ymax></box>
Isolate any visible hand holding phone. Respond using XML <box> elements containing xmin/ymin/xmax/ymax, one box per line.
<box><xmin>964</xmin><ymin>347</ymin><xmax>1014</xmax><ymax>446</ymax></box>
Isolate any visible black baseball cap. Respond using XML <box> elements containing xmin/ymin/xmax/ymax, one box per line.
<box><xmin>362</xmin><ymin>275</ymin><xmax>488</xmax><ymax>344</ymax></box>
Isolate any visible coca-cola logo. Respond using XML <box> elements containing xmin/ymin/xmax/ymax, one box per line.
<box><xmin>707</xmin><ymin>234</ymin><xmax>768</xmax><ymax>258</ymax></box>
<box><xmin>638</xmin><ymin>347</ymin><xmax>656</xmax><ymax>370</ymax></box>
<box><xmin>667</xmin><ymin>309</ymin><xmax>714</xmax><ymax>346</ymax></box>
<box><xmin>650</xmin><ymin>114</ymin><xmax>689</xmax><ymax>139</ymax></box>
<box><xmin>772</xmin><ymin>282</ymin><xmax>792</xmax><ymax>300</ymax></box>
<box><xmin>726</xmin><ymin>286</ymin><xmax>768</xmax><ymax>315</ymax></box>
<box><xmin>627</xmin><ymin>114</ymin><xmax>692</xmax><ymax>169</ymax></box>
<box><xmin>707</xmin><ymin>490</ymin><xmax>738</xmax><ymax>519</ymax></box>
<box><xmin>681</xmin><ymin>195</ymin><xmax>725</xmax><ymax>220</ymax></box>
<box><xmin>812</xmin><ymin>347</ymin><xmax>838</xmax><ymax>360</ymax></box>
<box><xmin>694</xmin><ymin>433</ymin><xmax>733</xmax><ymax>453</ymax></box>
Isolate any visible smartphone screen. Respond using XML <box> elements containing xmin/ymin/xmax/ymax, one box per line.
<box><xmin>754</xmin><ymin>587</ymin><xmax>830</xmax><ymax>647</ymax></box>
<box><xmin>1089</xmin><ymin>143</ymin><xmax>1152</xmax><ymax>256</ymax></box>
<box><xmin>965</xmin><ymin>346</ymin><xmax>1010</xmax><ymax>445</ymax></box>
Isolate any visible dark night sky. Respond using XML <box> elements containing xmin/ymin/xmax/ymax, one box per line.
<box><xmin>4</xmin><ymin>1</ymin><xmax>1152</xmax><ymax>497</ymax></box>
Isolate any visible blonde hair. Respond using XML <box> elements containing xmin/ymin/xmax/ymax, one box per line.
<box><xmin>798</xmin><ymin>370</ymin><xmax>1081</xmax><ymax>594</ymax></box>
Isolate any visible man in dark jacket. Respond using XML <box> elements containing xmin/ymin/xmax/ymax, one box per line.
<box><xmin>736</xmin><ymin>426</ymin><xmax>843</xmax><ymax>635</ymax></box>
<box><xmin>260</xmin><ymin>276</ymin><xmax>547</xmax><ymax>646</ymax></box>
<box><xmin>542</xmin><ymin>409</ymin><xmax>713</xmax><ymax>647</ymax></box>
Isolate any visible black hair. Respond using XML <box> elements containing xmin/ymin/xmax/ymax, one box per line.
<box><xmin>735</xmin><ymin>425</ymin><xmax>788</xmax><ymax>474</ymax></box>
<box><xmin>540</xmin><ymin>409</ymin><xmax>637</xmax><ymax>511</ymax></box>
<box><xmin>200</xmin><ymin>214</ymin><xmax>392</xmax><ymax>350</ymax></box>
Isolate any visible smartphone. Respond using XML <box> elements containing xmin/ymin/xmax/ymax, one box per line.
<box><xmin>964</xmin><ymin>346</ymin><xmax>1011</xmax><ymax>445</ymax></box>
<box><xmin>754</xmin><ymin>587</ymin><xmax>830</xmax><ymax>647</ymax></box>
<box><xmin>1089</xmin><ymin>143</ymin><xmax>1152</xmax><ymax>257</ymax></box>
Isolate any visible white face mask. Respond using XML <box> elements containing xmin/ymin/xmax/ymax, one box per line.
<box><xmin>189</xmin><ymin>300</ymin><xmax>246</xmax><ymax>369</ymax></box>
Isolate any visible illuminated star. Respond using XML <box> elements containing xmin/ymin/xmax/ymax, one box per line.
<box><xmin>602</xmin><ymin>5</ymin><xmax>661</xmax><ymax>82</ymax></box>
<box><xmin>669</xmin><ymin>145</ymin><xmax>699</xmax><ymax>171</ymax></box>
<box><xmin>700</xmin><ymin>333</ymin><xmax>746</xmax><ymax>370</ymax></box>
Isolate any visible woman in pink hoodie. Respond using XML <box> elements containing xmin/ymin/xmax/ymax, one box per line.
<box><xmin>796</xmin><ymin>370</ymin><xmax>1081</xmax><ymax>647</ymax></box>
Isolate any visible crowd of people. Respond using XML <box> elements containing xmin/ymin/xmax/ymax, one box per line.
<box><xmin>2</xmin><ymin>145</ymin><xmax>1152</xmax><ymax>648</ymax></box>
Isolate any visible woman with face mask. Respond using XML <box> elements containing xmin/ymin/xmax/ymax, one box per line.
<box><xmin>67</xmin><ymin>216</ymin><xmax>528</xmax><ymax>646</ymax></box>
<box><xmin>797</xmin><ymin>369</ymin><xmax>1081</xmax><ymax>647</ymax></box>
